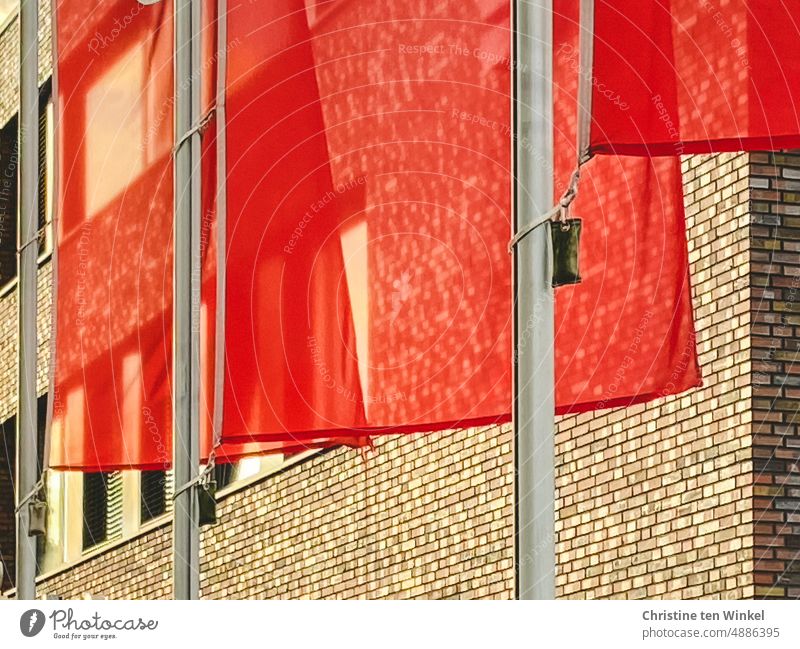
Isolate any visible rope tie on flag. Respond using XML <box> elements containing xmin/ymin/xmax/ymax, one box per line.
<box><xmin>507</xmin><ymin>166</ymin><xmax>582</xmax><ymax>254</ymax></box>
<box><xmin>14</xmin><ymin>471</ymin><xmax>47</xmax><ymax>515</ymax></box>
<box><xmin>508</xmin><ymin>0</ymin><xmax>592</xmax><ymax>254</ymax></box>
<box><xmin>172</xmin><ymin>106</ymin><xmax>216</xmax><ymax>156</ymax></box>
<box><xmin>16</xmin><ymin>225</ymin><xmax>49</xmax><ymax>256</ymax></box>
<box><xmin>172</xmin><ymin>455</ymin><xmax>216</xmax><ymax>500</ymax></box>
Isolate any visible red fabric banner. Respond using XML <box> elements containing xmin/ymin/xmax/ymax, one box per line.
<box><xmin>50</xmin><ymin>0</ymin><xmax>353</xmax><ymax>470</ymax></box>
<box><xmin>589</xmin><ymin>0</ymin><xmax>800</xmax><ymax>156</ymax></box>
<box><xmin>220</xmin><ymin>0</ymin><xmax>701</xmax><ymax>446</ymax></box>
<box><xmin>50</xmin><ymin>0</ymin><xmax>175</xmax><ymax>470</ymax></box>
<box><xmin>221</xmin><ymin>0</ymin><xmax>513</xmax><ymax>445</ymax></box>
<box><xmin>554</xmin><ymin>0</ymin><xmax>701</xmax><ymax>411</ymax></box>
<box><xmin>50</xmin><ymin>0</ymin><xmax>703</xmax><ymax>468</ymax></box>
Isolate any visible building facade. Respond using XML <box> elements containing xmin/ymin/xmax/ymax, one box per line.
<box><xmin>0</xmin><ymin>3</ymin><xmax>798</xmax><ymax>600</ymax></box>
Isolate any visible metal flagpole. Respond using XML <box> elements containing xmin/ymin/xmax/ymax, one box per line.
<box><xmin>512</xmin><ymin>0</ymin><xmax>556</xmax><ymax>599</ymax></box>
<box><xmin>16</xmin><ymin>0</ymin><xmax>40</xmax><ymax>601</ymax></box>
<box><xmin>173</xmin><ymin>0</ymin><xmax>202</xmax><ymax>600</ymax></box>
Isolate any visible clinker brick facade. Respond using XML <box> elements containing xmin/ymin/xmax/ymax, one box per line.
<box><xmin>0</xmin><ymin>4</ymin><xmax>798</xmax><ymax>600</ymax></box>
<box><xmin>750</xmin><ymin>152</ymin><xmax>800</xmax><ymax>599</ymax></box>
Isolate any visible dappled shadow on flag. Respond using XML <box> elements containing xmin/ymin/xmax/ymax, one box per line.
<box><xmin>221</xmin><ymin>0</ymin><xmax>513</xmax><ymax>444</ymax></box>
<box><xmin>553</xmin><ymin>1</ymin><xmax>701</xmax><ymax>413</ymax></box>
<box><xmin>589</xmin><ymin>0</ymin><xmax>800</xmax><ymax>155</ymax></box>
<box><xmin>50</xmin><ymin>0</ymin><xmax>175</xmax><ymax>471</ymax></box>
<box><xmin>49</xmin><ymin>0</ymin><xmax>350</xmax><ymax>470</ymax></box>
<box><xmin>222</xmin><ymin>0</ymin><xmax>700</xmax><ymax>444</ymax></box>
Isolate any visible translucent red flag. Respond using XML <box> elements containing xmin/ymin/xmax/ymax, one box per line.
<box><xmin>589</xmin><ymin>0</ymin><xmax>800</xmax><ymax>156</ymax></box>
<box><xmin>50</xmin><ymin>0</ymin><xmax>702</xmax><ymax>468</ymax></box>
<box><xmin>49</xmin><ymin>0</ymin><xmax>353</xmax><ymax>470</ymax></box>
<box><xmin>553</xmin><ymin>0</ymin><xmax>701</xmax><ymax>412</ymax></box>
<box><xmin>220</xmin><ymin>0</ymin><xmax>700</xmax><ymax>446</ymax></box>
<box><xmin>49</xmin><ymin>0</ymin><xmax>175</xmax><ymax>470</ymax></box>
<box><xmin>221</xmin><ymin>0</ymin><xmax>512</xmax><ymax>444</ymax></box>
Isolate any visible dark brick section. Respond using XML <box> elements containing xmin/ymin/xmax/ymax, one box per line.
<box><xmin>750</xmin><ymin>151</ymin><xmax>800</xmax><ymax>599</ymax></box>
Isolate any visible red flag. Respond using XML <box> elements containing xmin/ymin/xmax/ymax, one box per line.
<box><xmin>588</xmin><ymin>0</ymin><xmax>800</xmax><ymax>155</ymax></box>
<box><xmin>50</xmin><ymin>0</ymin><xmax>175</xmax><ymax>470</ymax></box>
<box><xmin>220</xmin><ymin>0</ymin><xmax>700</xmax><ymax>446</ymax></box>
<box><xmin>221</xmin><ymin>0</ymin><xmax>513</xmax><ymax>445</ymax></box>
<box><xmin>49</xmin><ymin>0</ymin><xmax>356</xmax><ymax>470</ymax></box>
<box><xmin>51</xmin><ymin>0</ymin><xmax>703</xmax><ymax>467</ymax></box>
<box><xmin>553</xmin><ymin>0</ymin><xmax>701</xmax><ymax>412</ymax></box>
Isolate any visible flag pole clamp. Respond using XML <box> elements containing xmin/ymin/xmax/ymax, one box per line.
<box><xmin>172</xmin><ymin>461</ymin><xmax>215</xmax><ymax>500</ymax></box>
<box><xmin>173</xmin><ymin>455</ymin><xmax>218</xmax><ymax>526</ymax></box>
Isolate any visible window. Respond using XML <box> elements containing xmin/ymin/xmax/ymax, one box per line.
<box><xmin>38</xmin><ymin>93</ymin><xmax>54</xmax><ymax>257</ymax></box>
<box><xmin>29</xmin><ymin>405</ymin><xmax>295</xmax><ymax>571</ymax></box>
<box><xmin>214</xmin><ymin>463</ymin><xmax>235</xmax><ymax>491</ymax></box>
<box><xmin>0</xmin><ymin>397</ymin><xmax>49</xmax><ymax>578</ymax></box>
<box><xmin>0</xmin><ymin>410</ymin><xmax>16</xmax><ymax>590</ymax></box>
<box><xmin>34</xmin><ymin>396</ymin><xmax>47</xmax><ymax>571</ymax></box>
<box><xmin>0</xmin><ymin>115</ymin><xmax>17</xmax><ymax>287</ymax></box>
<box><xmin>82</xmin><ymin>473</ymin><xmax>107</xmax><ymax>549</ymax></box>
<box><xmin>82</xmin><ymin>471</ymin><xmax>122</xmax><ymax>551</ymax></box>
<box><xmin>0</xmin><ymin>84</ymin><xmax>54</xmax><ymax>289</ymax></box>
<box><xmin>140</xmin><ymin>470</ymin><xmax>167</xmax><ymax>523</ymax></box>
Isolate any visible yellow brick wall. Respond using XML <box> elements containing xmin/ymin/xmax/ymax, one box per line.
<box><xmin>1</xmin><ymin>143</ymin><xmax>766</xmax><ymax>603</ymax></box>
<box><xmin>38</xmin><ymin>428</ymin><xmax>515</xmax><ymax>600</ymax></box>
<box><xmin>555</xmin><ymin>153</ymin><xmax>754</xmax><ymax>599</ymax></box>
